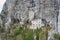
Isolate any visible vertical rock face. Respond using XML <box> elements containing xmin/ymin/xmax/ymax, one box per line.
<box><xmin>0</xmin><ymin>0</ymin><xmax>59</xmax><ymax>21</ymax></box>
<box><xmin>40</xmin><ymin>0</ymin><xmax>59</xmax><ymax>32</ymax></box>
<box><xmin>0</xmin><ymin>0</ymin><xmax>59</xmax><ymax>32</ymax></box>
<box><xmin>0</xmin><ymin>0</ymin><xmax>59</xmax><ymax>40</ymax></box>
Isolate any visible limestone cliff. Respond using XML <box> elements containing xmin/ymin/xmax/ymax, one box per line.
<box><xmin>0</xmin><ymin>0</ymin><xmax>59</xmax><ymax>40</ymax></box>
<box><xmin>0</xmin><ymin>0</ymin><xmax>59</xmax><ymax>30</ymax></box>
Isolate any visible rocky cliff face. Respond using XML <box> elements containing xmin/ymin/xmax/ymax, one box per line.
<box><xmin>0</xmin><ymin>0</ymin><xmax>59</xmax><ymax>40</ymax></box>
<box><xmin>0</xmin><ymin>0</ymin><xmax>59</xmax><ymax>32</ymax></box>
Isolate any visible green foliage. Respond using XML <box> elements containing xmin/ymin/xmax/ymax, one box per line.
<box><xmin>19</xmin><ymin>27</ymin><xmax>23</xmax><ymax>31</ymax></box>
<box><xmin>35</xmin><ymin>28</ymin><xmax>42</xmax><ymax>36</ymax></box>
<box><xmin>13</xmin><ymin>27</ymin><xmax>24</xmax><ymax>37</ymax></box>
<box><xmin>0</xmin><ymin>27</ymin><xmax>5</xmax><ymax>33</ymax></box>
<box><xmin>13</xmin><ymin>28</ymin><xmax>21</xmax><ymax>37</ymax></box>
<box><xmin>54</xmin><ymin>34</ymin><xmax>59</xmax><ymax>39</ymax></box>
<box><xmin>23</xmin><ymin>30</ymin><xmax>34</xmax><ymax>40</ymax></box>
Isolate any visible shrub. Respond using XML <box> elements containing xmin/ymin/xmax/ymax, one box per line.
<box><xmin>13</xmin><ymin>28</ymin><xmax>21</xmax><ymax>37</ymax></box>
<box><xmin>0</xmin><ymin>27</ymin><xmax>5</xmax><ymax>33</ymax></box>
<box><xmin>23</xmin><ymin>30</ymin><xmax>34</xmax><ymax>40</ymax></box>
<box><xmin>54</xmin><ymin>34</ymin><xmax>60</xmax><ymax>40</ymax></box>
